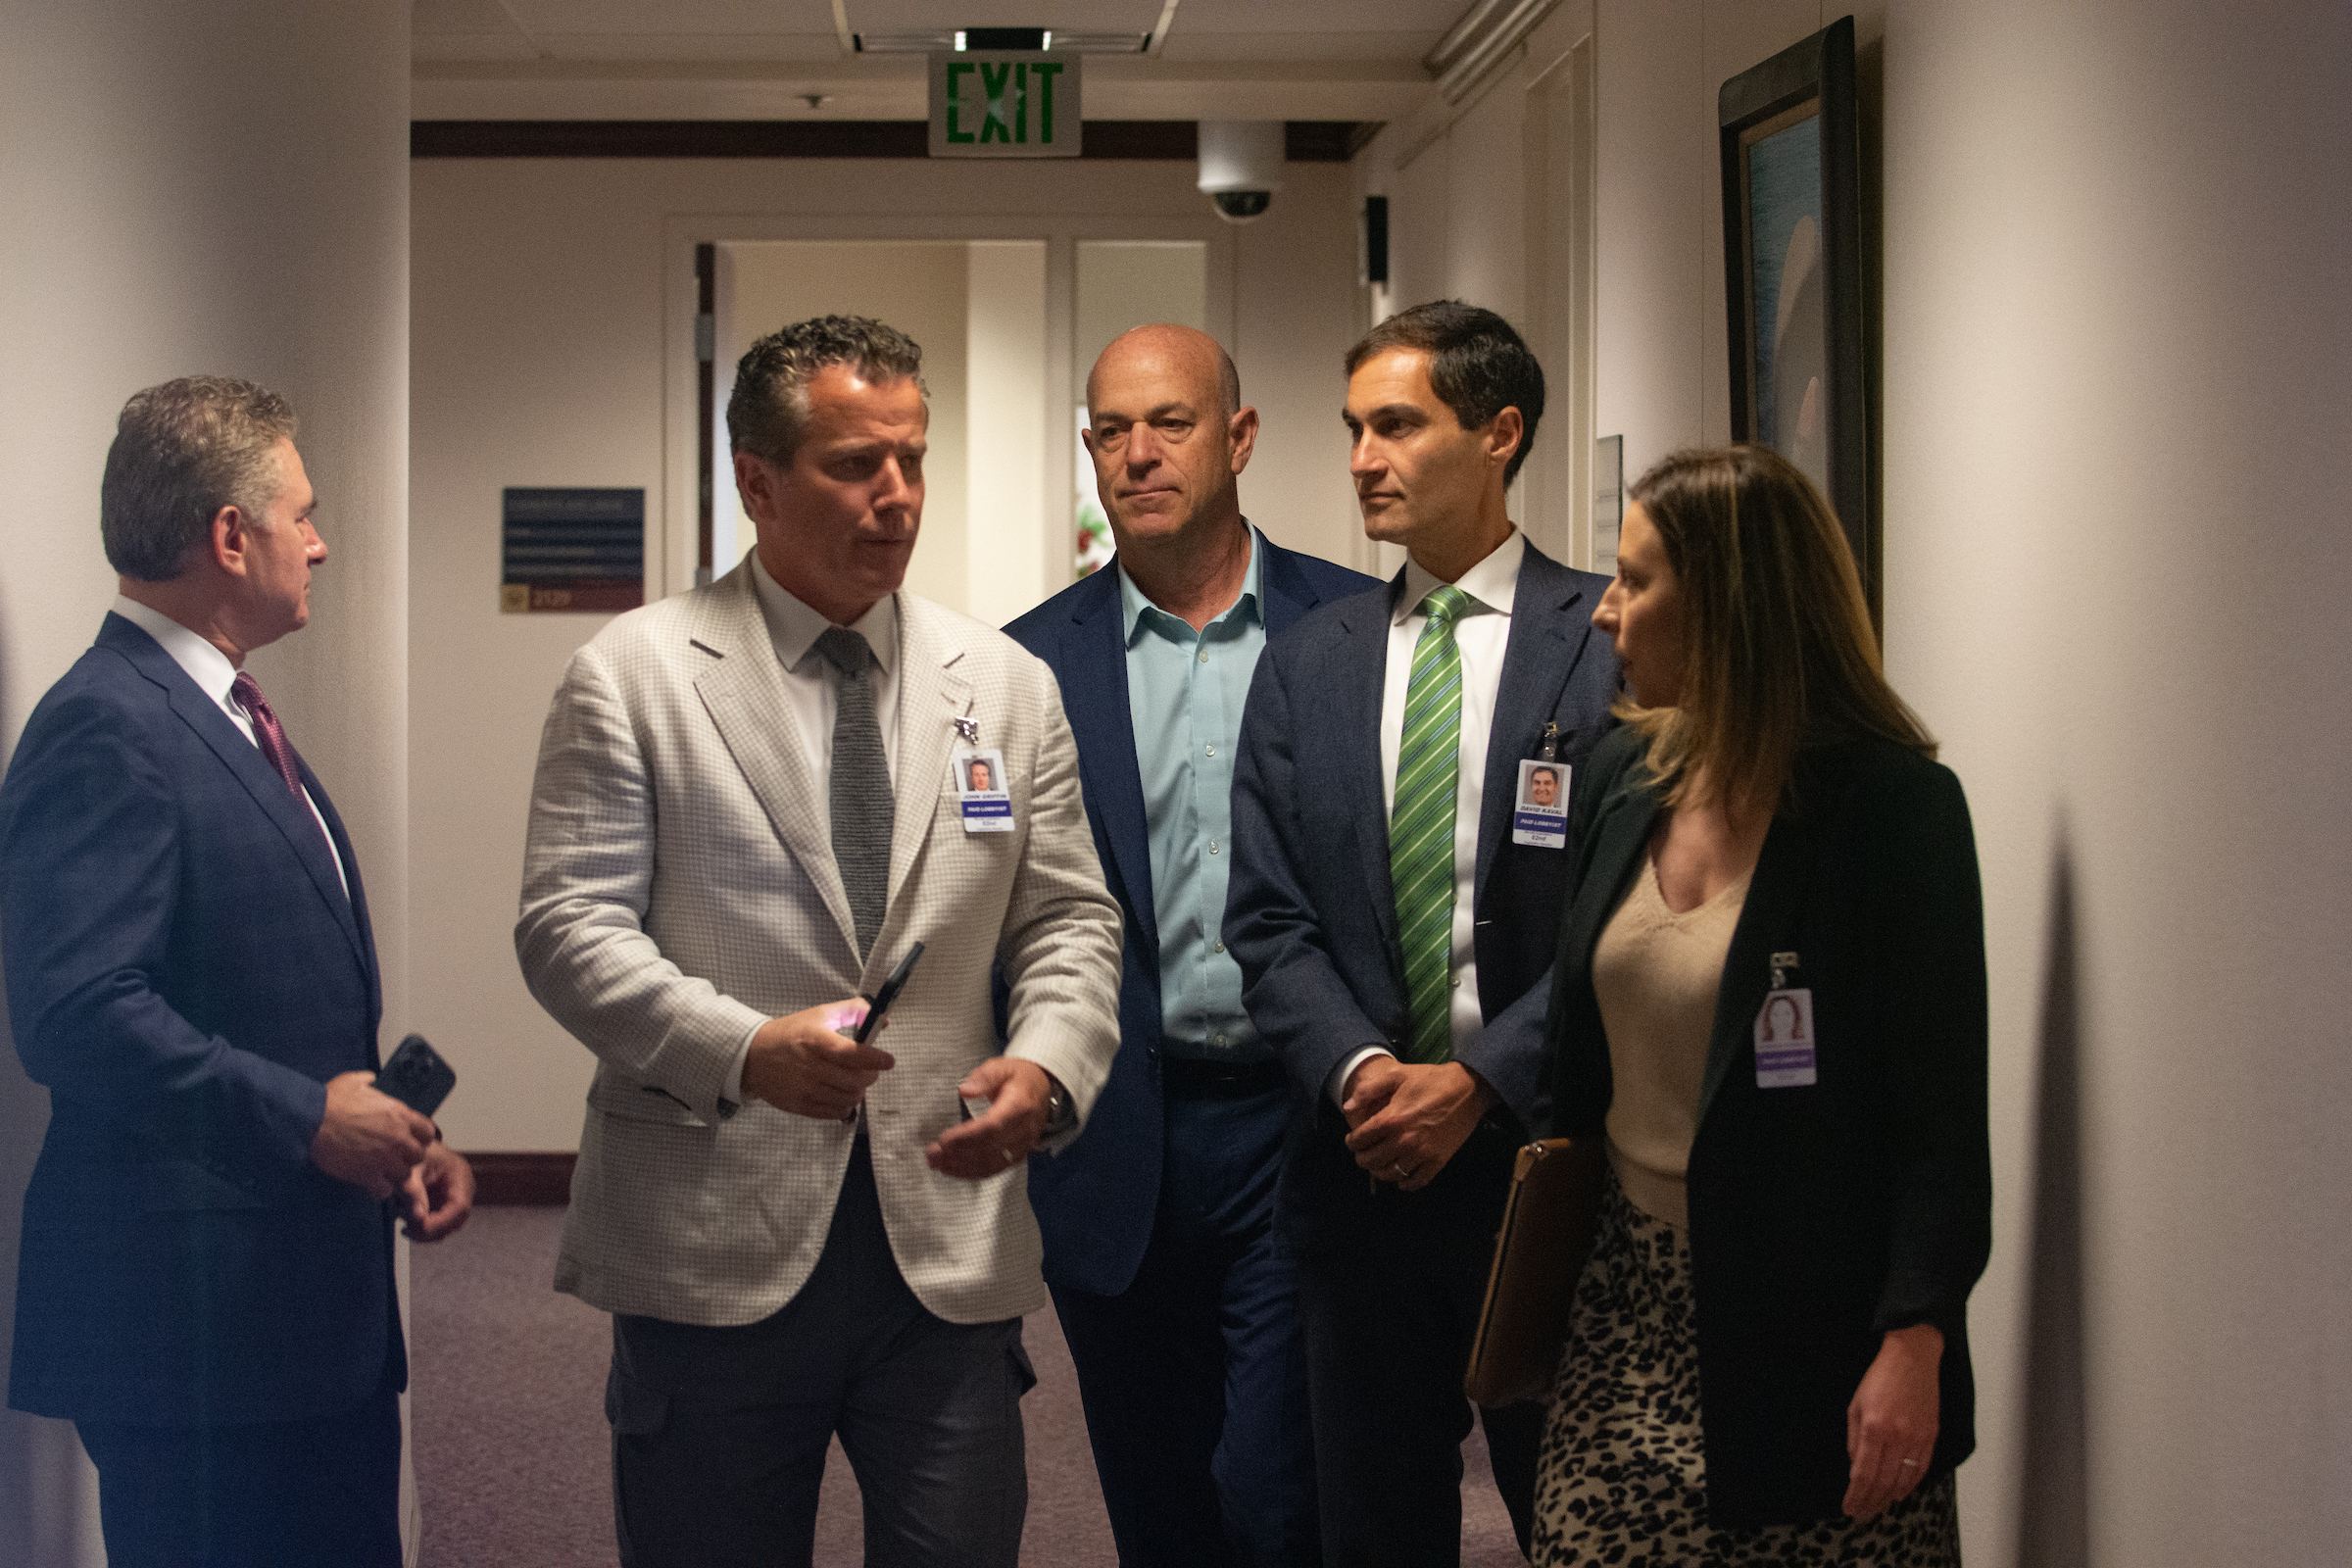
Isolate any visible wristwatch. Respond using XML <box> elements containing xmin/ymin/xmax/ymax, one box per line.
<box><xmin>1041</xmin><ymin>1072</ymin><xmax>1076</xmax><ymax>1135</ymax></box>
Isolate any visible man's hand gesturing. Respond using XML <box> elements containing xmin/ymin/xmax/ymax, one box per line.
<box><xmin>742</xmin><ymin>1000</ymin><xmax>897</xmax><ymax>1120</ymax></box>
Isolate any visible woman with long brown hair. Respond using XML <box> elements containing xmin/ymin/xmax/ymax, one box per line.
<box><xmin>1530</xmin><ymin>445</ymin><xmax>1988</xmax><ymax>1563</ymax></box>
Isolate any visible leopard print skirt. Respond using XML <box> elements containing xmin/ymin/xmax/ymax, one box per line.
<box><xmin>1530</xmin><ymin>1177</ymin><xmax>1961</xmax><ymax>1566</ymax></box>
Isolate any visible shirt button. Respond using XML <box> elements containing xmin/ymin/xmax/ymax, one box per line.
<box><xmin>1198</xmin><ymin>650</ymin><xmax>1207</xmax><ymax>662</ymax></box>
<box><xmin>1450</xmin><ymin>976</ymin><xmax>1462</xmax><ymax>989</ymax></box>
<box><xmin>1208</xmin><ymin>839</ymin><xmax>1220</xmax><ymax>855</ymax></box>
<box><xmin>1213</xmin><ymin>940</ymin><xmax>1225</xmax><ymax>954</ymax></box>
<box><xmin>1204</xmin><ymin>744</ymin><xmax>1215</xmax><ymax>757</ymax></box>
<box><xmin>1214</xmin><ymin>1033</ymin><xmax>1228</xmax><ymax>1048</ymax></box>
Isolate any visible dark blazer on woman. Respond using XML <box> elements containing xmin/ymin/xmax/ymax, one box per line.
<box><xmin>1542</xmin><ymin>724</ymin><xmax>1990</xmax><ymax>1527</ymax></box>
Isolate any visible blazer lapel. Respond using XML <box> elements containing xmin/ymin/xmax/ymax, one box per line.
<box><xmin>104</xmin><ymin>619</ymin><xmax>369</xmax><ymax>974</ymax></box>
<box><xmin>1255</xmin><ymin>533</ymin><xmax>1318</xmax><ymax>639</ymax></box>
<box><xmin>1698</xmin><ymin>780</ymin><xmax>1829</xmax><ymax>1122</ymax></box>
<box><xmin>1057</xmin><ymin>569</ymin><xmax>1158</xmax><ymax>957</ymax></box>
<box><xmin>1340</xmin><ymin>578</ymin><xmax>1400</xmax><ymax>952</ymax></box>
<box><xmin>1476</xmin><ymin>546</ymin><xmax>1602</xmax><ymax>898</ymax></box>
<box><xmin>885</xmin><ymin>597</ymin><xmax>973</xmax><ymax>970</ymax></box>
<box><xmin>1557</xmin><ymin>775</ymin><xmax>1661</xmax><ymax>1004</ymax></box>
<box><xmin>690</xmin><ymin>572</ymin><xmax>861</xmax><ymax>961</ymax></box>
<box><xmin>301</xmin><ymin>760</ymin><xmax>379</xmax><ymax>1016</ymax></box>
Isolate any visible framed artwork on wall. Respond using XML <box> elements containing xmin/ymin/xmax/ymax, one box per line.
<box><xmin>1720</xmin><ymin>15</ymin><xmax>1872</xmax><ymax>613</ymax></box>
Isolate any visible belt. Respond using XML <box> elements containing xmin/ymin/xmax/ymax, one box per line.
<box><xmin>1158</xmin><ymin>1054</ymin><xmax>1287</xmax><ymax>1095</ymax></box>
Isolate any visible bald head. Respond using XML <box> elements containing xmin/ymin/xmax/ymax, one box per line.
<box><xmin>1088</xmin><ymin>324</ymin><xmax>1241</xmax><ymax>421</ymax></box>
<box><xmin>1082</xmin><ymin>323</ymin><xmax>1258</xmax><ymax>561</ymax></box>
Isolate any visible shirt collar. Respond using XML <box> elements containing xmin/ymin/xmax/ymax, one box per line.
<box><xmin>749</xmin><ymin>551</ymin><xmax>899</xmax><ymax>675</ymax></box>
<box><xmin>1393</xmin><ymin>527</ymin><xmax>1525</xmax><ymax>625</ymax></box>
<box><xmin>1117</xmin><ymin>523</ymin><xmax>1264</xmax><ymax>646</ymax></box>
<box><xmin>111</xmin><ymin>595</ymin><xmax>239</xmax><ymax>707</ymax></box>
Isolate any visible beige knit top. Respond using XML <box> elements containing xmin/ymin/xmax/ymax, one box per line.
<box><xmin>1593</xmin><ymin>855</ymin><xmax>1751</xmax><ymax>1229</ymax></box>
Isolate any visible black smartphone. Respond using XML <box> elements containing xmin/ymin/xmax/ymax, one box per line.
<box><xmin>377</xmin><ymin>1033</ymin><xmax>457</xmax><ymax>1118</ymax></box>
<box><xmin>854</xmin><ymin>942</ymin><xmax>924</xmax><ymax>1046</ymax></box>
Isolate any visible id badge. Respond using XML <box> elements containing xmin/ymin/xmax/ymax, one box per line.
<box><xmin>1511</xmin><ymin>758</ymin><xmax>1569</xmax><ymax>849</ymax></box>
<box><xmin>1753</xmin><ymin>988</ymin><xmax>1817</xmax><ymax>1088</ymax></box>
<box><xmin>951</xmin><ymin>748</ymin><xmax>1014</xmax><ymax>833</ymax></box>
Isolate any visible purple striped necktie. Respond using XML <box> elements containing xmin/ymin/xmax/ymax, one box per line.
<box><xmin>229</xmin><ymin>671</ymin><xmax>310</xmax><ymax>805</ymax></box>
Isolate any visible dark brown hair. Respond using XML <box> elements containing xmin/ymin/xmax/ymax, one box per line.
<box><xmin>1621</xmin><ymin>444</ymin><xmax>1934</xmax><ymax>814</ymax></box>
<box><xmin>1344</xmin><ymin>300</ymin><xmax>1544</xmax><ymax>483</ymax></box>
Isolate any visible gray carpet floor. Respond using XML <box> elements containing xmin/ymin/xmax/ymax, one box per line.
<box><xmin>412</xmin><ymin>1205</ymin><xmax>1529</xmax><ymax>1566</ymax></box>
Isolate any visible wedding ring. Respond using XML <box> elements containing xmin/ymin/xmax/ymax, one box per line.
<box><xmin>1390</xmin><ymin>1163</ymin><xmax>1409</xmax><ymax>1181</ymax></box>
<box><xmin>1900</xmin><ymin>1458</ymin><xmax>1921</xmax><ymax>1468</ymax></box>
<box><xmin>1001</xmin><ymin>1147</ymin><xmax>1016</xmax><ymax>1166</ymax></box>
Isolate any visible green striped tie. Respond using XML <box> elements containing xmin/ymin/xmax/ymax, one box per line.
<box><xmin>1392</xmin><ymin>583</ymin><xmax>1473</xmax><ymax>1064</ymax></box>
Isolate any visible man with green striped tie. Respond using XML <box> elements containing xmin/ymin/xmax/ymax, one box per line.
<box><xmin>1225</xmin><ymin>301</ymin><xmax>1621</xmax><ymax>1565</ymax></box>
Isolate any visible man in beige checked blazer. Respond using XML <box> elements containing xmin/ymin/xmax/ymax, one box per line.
<box><xmin>516</xmin><ymin>316</ymin><xmax>1121</xmax><ymax>1568</ymax></box>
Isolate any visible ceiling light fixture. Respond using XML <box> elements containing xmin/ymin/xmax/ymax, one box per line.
<box><xmin>850</xmin><ymin>21</ymin><xmax>1142</xmax><ymax>54</ymax></box>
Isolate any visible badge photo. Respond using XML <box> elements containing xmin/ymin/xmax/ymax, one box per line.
<box><xmin>950</xmin><ymin>747</ymin><xmax>1014</xmax><ymax>834</ymax></box>
<box><xmin>1510</xmin><ymin>757</ymin><xmax>1569</xmax><ymax>849</ymax></box>
<box><xmin>1752</xmin><ymin>987</ymin><xmax>1817</xmax><ymax>1088</ymax></box>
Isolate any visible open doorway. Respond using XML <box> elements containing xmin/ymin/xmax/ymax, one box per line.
<box><xmin>695</xmin><ymin>235</ymin><xmax>1210</xmax><ymax>624</ymax></box>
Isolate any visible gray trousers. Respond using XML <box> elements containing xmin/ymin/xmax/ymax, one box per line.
<box><xmin>606</xmin><ymin>1134</ymin><xmax>1034</xmax><ymax>1568</ymax></box>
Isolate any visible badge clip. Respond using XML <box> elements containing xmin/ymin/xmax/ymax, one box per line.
<box><xmin>954</xmin><ymin>714</ymin><xmax>980</xmax><ymax>745</ymax></box>
<box><xmin>1770</xmin><ymin>951</ymin><xmax>1800</xmax><ymax>990</ymax></box>
<box><xmin>1538</xmin><ymin>721</ymin><xmax>1559</xmax><ymax>762</ymax></box>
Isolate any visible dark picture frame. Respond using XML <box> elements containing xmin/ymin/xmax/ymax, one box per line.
<box><xmin>1720</xmin><ymin>16</ymin><xmax>1871</xmax><ymax>612</ymax></box>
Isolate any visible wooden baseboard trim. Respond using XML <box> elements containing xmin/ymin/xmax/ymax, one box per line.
<box><xmin>462</xmin><ymin>1152</ymin><xmax>576</xmax><ymax>1206</ymax></box>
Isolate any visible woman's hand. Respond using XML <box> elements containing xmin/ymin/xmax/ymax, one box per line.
<box><xmin>1843</xmin><ymin>1323</ymin><xmax>1943</xmax><ymax>1519</ymax></box>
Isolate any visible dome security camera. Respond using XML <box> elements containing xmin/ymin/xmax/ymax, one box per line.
<box><xmin>1197</xmin><ymin>122</ymin><xmax>1284</xmax><ymax>225</ymax></box>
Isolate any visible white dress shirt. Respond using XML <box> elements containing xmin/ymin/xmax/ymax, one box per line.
<box><xmin>1331</xmin><ymin>528</ymin><xmax>1527</xmax><ymax>1102</ymax></box>
<box><xmin>747</xmin><ymin>552</ymin><xmax>903</xmax><ymax>787</ymax></box>
<box><xmin>726</xmin><ymin>555</ymin><xmax>905</xmax><ymax>1104</ymax></box>
<box><xmin>110</xmin><ymin>595</ymin><xmax>350</xmax><ymax>899</ymax></box>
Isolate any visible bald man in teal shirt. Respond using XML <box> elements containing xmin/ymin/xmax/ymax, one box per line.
<box><xmin>1004</xmin><ymin>326</ymin><xmax>1377</xmax><ymax>1565</ymax></box>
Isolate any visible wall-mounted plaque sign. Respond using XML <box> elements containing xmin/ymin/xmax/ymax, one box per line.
<box><xmin>928</xmin><ymin>53</ymin><xmax>1081</xmax><ymax>158</ymax></box>
<box><xmin>500</xmin><ymin>487</ymin><xmax>644</xmax><ymax>613</ymax></box>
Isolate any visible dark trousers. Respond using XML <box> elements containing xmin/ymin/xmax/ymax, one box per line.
<box><xmin>77</xmin><ymin>1388</ymin><xmax>403</xmax><ymax>1568</ymax></box>
<box><xmin>1051</xmin><ymin>1068</ymin><xmax>1319</xmax><ymax>1567</ymax></box>
<box><xmin>607</xmin><ymin>1134</ymin><xmax>1034</xmax><ymax>1568</ymax></box>
<box><xmin>1288</xmin><ymin>1109</ymin><xmax>1543</xmax><ymax>1567</ymax></box>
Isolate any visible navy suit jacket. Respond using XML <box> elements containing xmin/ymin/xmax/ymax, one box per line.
<box><xmin>2</xmin><ymin>612</ymin><xmax>400</xmax><ymax>1427</ymax></box>
<box><xmin>1003</xmin><ymin>532</ymin><xmax>1380</xmax><ymax>1297</ymax></box>
<box><xmin>1224</xmin><ymin>542</ymin><xmax>1618</xmax><ymax>1229</ymax></box>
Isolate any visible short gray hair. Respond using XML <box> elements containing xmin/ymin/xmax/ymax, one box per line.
<box><xmin>725</xmin><ymin>315</ymin><xmax>926</xmax><ymax>468</ymax></box>
<box><xmin>101</xmin><ymin>376</ymin><xmax>298</xmax><ymax>581</ymax></box>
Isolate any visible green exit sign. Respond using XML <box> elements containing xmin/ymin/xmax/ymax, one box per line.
<box><xmin>928</xmin><ymin>52</ymin><xmax>1082</xmax><ymax>159</ymax></box>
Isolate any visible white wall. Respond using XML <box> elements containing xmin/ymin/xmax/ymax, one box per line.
<box><xmin>410</xmin><ymin>156</ymin><xmax>1364</xmax><ymax>1152</ymax></box>
<box><xmin>966</xmin><ymin>241</ymin><xmax>1052</xmax><ymax>628</ymax></box>
<box><xmin>0</xmin><ymin>2</ymin><xmax>414</xmax><ymax>1560</ymax></box>
<box><xmin>1365</xmin><ymin>0</ymin><xmax>2352</xmax><ymax>1561</ymax></box>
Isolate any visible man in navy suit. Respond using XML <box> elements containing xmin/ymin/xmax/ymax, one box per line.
<box><xmin>1</xmin><ymin>376</ymin><xmax>473</xmax><ymax>1566</ymax></box>
<box><xmin>1225</xmin><ymin>303</ymin><xmax>1619</xmax><ymax>1564</ymax></box>
<box><xmin>1004</xmin><ymin>325</ymin><xmax>1376</xmax><ymax>1565</ymax></box>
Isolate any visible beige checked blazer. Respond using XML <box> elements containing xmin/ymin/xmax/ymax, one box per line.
<box><xmin>516</xmin><ymin>564</ymin><xmax>1121</xmax><ymax>1327</ymax></box>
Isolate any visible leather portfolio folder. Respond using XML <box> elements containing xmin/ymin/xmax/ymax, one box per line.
<box><xmin>1462</xmin><ymin>1137</ymin><xmax>1607</xmax><ymax>1407</ymax></box>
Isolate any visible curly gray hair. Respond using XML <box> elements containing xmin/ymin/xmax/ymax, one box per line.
<box><xmin>725</xmin><ymin>315</ymin><xmax>927</xmax><ymax>468</ymax></box>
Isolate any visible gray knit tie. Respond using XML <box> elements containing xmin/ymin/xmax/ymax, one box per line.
<box><xmin>816</xmin><ymin>626</ymin><xmax>892</xmax><ymax>959</ymax></box>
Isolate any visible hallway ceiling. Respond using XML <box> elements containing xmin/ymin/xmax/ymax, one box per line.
<box><xmin>413</xmin><ymin>0</ymin><xmax>1464</xmax><ymax>122</ymax></box>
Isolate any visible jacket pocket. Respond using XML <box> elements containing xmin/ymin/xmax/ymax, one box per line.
<box><xmin>133</xmin><ymin>1158</ymin><xmax>270</xmax><ymax>1212</ymax></box>
<box><xmin>587</xmin><ymin>1078</ymin><xmax>712</xmax><ymax>1128</ymax></box>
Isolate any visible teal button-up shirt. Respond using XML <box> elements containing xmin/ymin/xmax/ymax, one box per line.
<box><xmin>1119</xmin><ymin>527</ymin><xmax>1267</xmax><ymax>1060</ymax></box>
